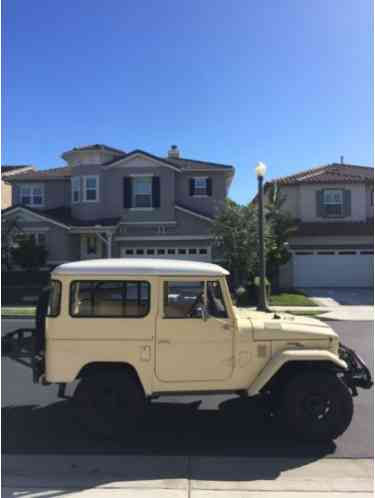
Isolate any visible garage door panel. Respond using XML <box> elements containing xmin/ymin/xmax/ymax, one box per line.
<box><xmin>294</xmin><ymin>252</ymin><xmax>373</xmax><ymax>287</ymax></box>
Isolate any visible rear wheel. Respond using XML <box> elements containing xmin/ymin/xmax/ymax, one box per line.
<box><xmin>281</xmin><ymin>371</ymin><xmax>353</xmax><ymax>442</ymax></box>
<box><xmin>73</xmin><ymin>371</ymin><xmax>145</xmax><ymax>438</ymax></box>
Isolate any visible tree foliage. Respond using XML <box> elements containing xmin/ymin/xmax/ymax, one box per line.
<box><xmin>212</xmin><ymin>185</ymin><xmax>296</xmax><ymax>289</ymax></box>
<box><xmin>10</xmin><ymin>236</ymin><xmax>48</xmax><ymax>270</ymax></box>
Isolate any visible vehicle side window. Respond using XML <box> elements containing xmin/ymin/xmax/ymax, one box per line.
<box><xmin>207</xmin><ymin>281</ymin><xmax>228</xmax><ymax>318</ymax></box>
<box><xmin>47</xmin><ymin>280</ymin><xmax>61</xmax><ymax>317</ymax></box>
<box><xmin>70</xmin><ymin>280</ymin><xmax>150</xmax><ymax>318</ymax></box>
<box><xmin>164</xmin><ymin>281</ymin><xmax>204</xmax><ymax>319</ymax></box>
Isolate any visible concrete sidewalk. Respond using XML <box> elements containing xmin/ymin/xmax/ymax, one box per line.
<box><xmin>2</xmin><ymin>455</ymin><xmax>373</xmax><ymax>497</ymax></box>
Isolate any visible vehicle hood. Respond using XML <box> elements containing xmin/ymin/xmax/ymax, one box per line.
<box><xmin>234</xmin><ymin>308</ymin><xmax>338</xmax><ymax>341</ymax></box>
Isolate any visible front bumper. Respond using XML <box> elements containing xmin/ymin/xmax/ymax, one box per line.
<box><xmin>339</xmin><ymin>343</ymin><xmax>373</xmax><ymax>395</ymax></box>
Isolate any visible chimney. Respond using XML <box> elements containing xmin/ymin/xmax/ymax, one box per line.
<box><xmin>168</xmin><ymin>145</ymin><xmax>180</xmax><ymax>159</ymax></box>
<box><xmin>340</xmin><ymin>155</ymin><xmax>344</xmax><ymax>164</ymax></box>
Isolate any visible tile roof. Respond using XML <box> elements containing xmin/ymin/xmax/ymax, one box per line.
<box><xmin>1</xmin><ymin>165</ymin><xmax>35</xmax><ymax>176</ymax></box>
<box><xmin>5</xmin><ymin>148</ymin><xmax>234</xmax><ymax>181</ymax></box>
<box><xmin>271</xmin><ymin>163</ymin><xmax>373</xmax><ymax>186</ymax></box>
<box><xmin>5</xmin><ymin>166</ymin><xmax>72</xmax><ymax>181</ymax></box>
<box><xmin>66</xmin><ymin>144</ymin><xmax>126</xmax><ymax>155</ymax></box>
<box><xmin>166</xmin><ymin>156</ymin><xmax>234</xmax><ymax>171</ymax></box>
<box><xmin>293</xmin><ymin>220</ymin><xmax>374</xmax><ymax>237</ymax></box>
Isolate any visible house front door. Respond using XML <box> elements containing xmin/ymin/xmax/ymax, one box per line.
<box><xmin>80</xmin><ymin>234</ymin><xmax>102</xmax><ymax>259</ymax></box>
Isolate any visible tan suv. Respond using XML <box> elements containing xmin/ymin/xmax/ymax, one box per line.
<box><xmin>3</xmin><ymin>258</ymin><xmax>372</xmax><ymax>441</ymax></box>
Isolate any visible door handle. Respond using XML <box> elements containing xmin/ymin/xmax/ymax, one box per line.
<box><xmin>158</xmin><ymin>339</ymin><xmax>171</xmax><ymax>344</ymax></box>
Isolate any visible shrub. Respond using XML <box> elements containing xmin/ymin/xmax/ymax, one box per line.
<box><xmin>10</xmin><ymin>237</ymin><xmax>48</xmax><ymax>270</ymax></box>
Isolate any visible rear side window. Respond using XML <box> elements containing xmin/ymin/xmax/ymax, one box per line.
<box><xmin>70</xmin><ymin>280</ymin><xmax>150</xmax><ymax>318</ymax></box>
<box><xmin>47</xmin><ymin>280</ymin><xmax>61</xmax><ymax>317</ymax></box>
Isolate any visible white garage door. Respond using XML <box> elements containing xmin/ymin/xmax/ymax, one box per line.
<box><xmin>120</xmin><ymin>246</ymin><xmax>211</xmax><ymax>262</ymax></box>
<box><xmin>294</xmin><ymin>250</ymin><xmax>373</xmax><ymax>287</ymax></box>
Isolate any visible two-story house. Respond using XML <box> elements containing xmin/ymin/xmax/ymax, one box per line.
<box><xmin>268</xmin><ymin>163</ymin><xmax>374</xmax><ymax>288</ymax></box>
<box><xmin>2</xmin><ymin>144</ymin><xmax>234</xmax><ymax>266</ymax></box>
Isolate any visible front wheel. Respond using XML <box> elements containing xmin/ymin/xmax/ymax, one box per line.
<box><xmin>281</xmin><ymin>371</ymin><xmax>353</xmax><ymax>442</ymax></box>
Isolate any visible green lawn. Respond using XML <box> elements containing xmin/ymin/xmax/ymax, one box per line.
<box><xmin>270</xmin><ymin>291</ymin><xmax>316</xmax><ymax>307</ymax></box>
<box><xmin>2</xmin><ymin>307</ymin><xmax>36</xmax><ymax>317</ymax></box>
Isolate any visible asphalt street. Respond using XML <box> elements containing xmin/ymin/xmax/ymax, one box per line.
<box><xmin>2</xmin><ymin>318</ymin><xmax>373</xmax><ymax>458</ymax></box>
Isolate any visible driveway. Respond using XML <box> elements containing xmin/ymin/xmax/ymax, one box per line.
<box><xmin>303</xmin><ymin>288</ymin><xmax>374</xmax><ymax>306</ymax></box>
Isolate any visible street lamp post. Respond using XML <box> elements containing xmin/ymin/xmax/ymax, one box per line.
<box><xmin>255</xmin><ymin>162</ymin><xmax>270</xmax><ymax>312</ymax></box>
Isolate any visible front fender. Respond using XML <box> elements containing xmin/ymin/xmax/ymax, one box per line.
<box><xmin>247</xmin><ymin>349</ymin><xmax>348</xmax><ymax>396</ymax></box>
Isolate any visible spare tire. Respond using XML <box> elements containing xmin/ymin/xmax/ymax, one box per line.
<box><xmin>34</xmin><ymin>286</ymin><xmax>50</xmax><ymax>354</ymax></box>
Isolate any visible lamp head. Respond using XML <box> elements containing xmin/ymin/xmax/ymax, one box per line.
<box><xmin>255</xmin><ymin>162</ymin><xmax>267</xmax><ymax>178</ymax></box>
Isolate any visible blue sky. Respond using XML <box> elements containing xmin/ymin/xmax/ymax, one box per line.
<box><xmin>2</xmin><ymin>0</ymin><xmax>373</xmax><ymax>203</ymax></box>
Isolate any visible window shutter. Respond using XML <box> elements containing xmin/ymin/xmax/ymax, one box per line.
<box><xmin>344</xmin><ymin>190</ymin><xmax>351</xmax><ymax>217</ymax></box>
<box><xmin>152</xmin><ymin>176</ymin><xmax>160</xmax><ymax>208</ymax></box>
<box><xmin>189</xmin><ymin>178</ymin><xmax>195</xmax><ymax>196</ymax></box>
<box><xmin>123</xmin><ymin>177</ymin><xmax>132</xmax><ymax>208</ymax></box>
<box><xmin>316</xmin><ymin>190</ymin><xmax>324</xmax><ymax>217</ymax></box>
<box><xmin>207</xmin><ymin>178</ymin><xmax>212</xmax><ymax>196</ymax></box>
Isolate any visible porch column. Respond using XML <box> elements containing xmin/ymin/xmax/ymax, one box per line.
<box><xmin>95</xmin><ymin>230</ymin><xmax>113</xmax><ymax>258</ymax></box>
<box><xmin>107</xmin><ymin>232</ymin><xmax>113</xmax><ymax>258</ymax></box>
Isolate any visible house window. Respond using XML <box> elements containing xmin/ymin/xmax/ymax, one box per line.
<box><xmin>193</xmin><ymin>177</ymin><xmax>208</xmax><ymax>196</ymax></box>
<box><xmin>323</xmin><ymin>189</ymin><xmax>344</xmax><ymax>217</ymax></box>
<box><xmin>11</xmin><ymin>232</ymin><xmax>46</xmax><ymax>247</ymax></box>
<box><xmin>71</xmin><ymin>177</ymin><xmax>81</xmax><ymax>204</ymax></box>
<box><xmin>83</xmin><ymin>176</ymin><xmax>99</xmax><ymax>202</ymax></box>
<box><xmin>34</xmin><ymin>233</ymin><xmax>46</xmax><ymax>246</ymax></box>
<box><xmin>133</xmin><ymin>176</ymin><xmax>152</xmax><ymax>208</ymax></box>
<box><xmin>20</xmin><ymin>184</ymin><xmax>44</xmax><ymax>207</ymax></box>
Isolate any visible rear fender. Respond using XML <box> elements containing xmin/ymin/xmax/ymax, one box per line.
<box><xmin>247</xmin><ymin>349</ymin><xmax>347</xmax><ymax>396</ymax></box>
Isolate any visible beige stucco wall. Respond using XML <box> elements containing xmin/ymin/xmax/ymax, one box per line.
<box><xmin>279</xmin><ymin>183</ymin><xmax>369</xmax><ymax>222</ymax></box>
<box><xmin>300</xmin><ymin>183</ymin><xmax>367</xmax><ymax>222</ymax></box>
<box><xmin>278</xmin><ymin>185</ymin><xmax>300</xmax><ymax>218</ymax></box>
<box><xmin>2</xmin><ymin>180</ymin><xmax>12</xmax><ymax>209</ymax></box>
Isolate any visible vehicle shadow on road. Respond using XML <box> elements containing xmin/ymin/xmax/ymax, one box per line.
<box><xmin>3</xmin><ymin>397</ymin><xmax>336</xmax><ymax>497</ymax></box>
<box><xmin>3</xmin><ymin>396</ymin><xmax>336</xmax><ymax>459</ymax></box>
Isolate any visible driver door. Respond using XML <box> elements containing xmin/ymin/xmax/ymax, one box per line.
<box><xmin>155</xmin><ymin>278</ymin><xmax>234</xmax><ymax>383</ymax></box>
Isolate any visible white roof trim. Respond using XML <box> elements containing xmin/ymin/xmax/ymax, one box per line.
<box><xmin>2</xmin><ymin>166</ymin><xmax>35</xmax><ymax>177</ymax></box>
<box><xmin>175</xmin><ymin>205</ymin><xmax>214</xmax><ymax>223</ymax></box>
<box><xmin>104</xmin><ymin>152</ymin><xmax>181</xmax><ymax>172</ymax></box>
<box><xmin>2</xmin><ymin>206</ymin><xmax>70</xmax><ymax>230</ymax></box>
<box><xmin>52</xmin><ymin>258</ymin><xmax>229</xmax><ymax>277</ymax></box>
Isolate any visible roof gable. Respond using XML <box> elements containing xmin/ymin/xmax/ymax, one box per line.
<box><xmin>104</xmin><ymin>150</ymin><xmax>181</xmax><ymax>172</ymax></box>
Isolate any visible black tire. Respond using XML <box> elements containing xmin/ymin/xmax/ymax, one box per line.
<box><xmin>73</xmin><ymin>371</ymin><xmax>145</xmax><ymax>438</ymax></box>
<box><xmin>281</xmin><ymin>371</ymin><xmax>353</xmax><ymax>442</ymax></box>
<box><xmin>35</xmin><ymin>287</ymin><xmax>50</xmax><ymax>354</ymax></box>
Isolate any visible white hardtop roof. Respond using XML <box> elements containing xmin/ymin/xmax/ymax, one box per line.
<box><xmin>52</xmin><ymin>258</ymin><xmax>230</xmax><ymax>277</ymax></box>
